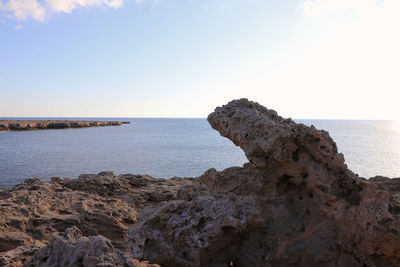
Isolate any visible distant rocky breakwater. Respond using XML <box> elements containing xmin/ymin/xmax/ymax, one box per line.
<box><xmin>0</xmin><ymin>120</ymin><xmax>130</xmax><ymax>132</ymax></box>
<box><xmin>1</xmin><ymin>99</ymin><xmax>400</xmax><ymax>266</ymax></box>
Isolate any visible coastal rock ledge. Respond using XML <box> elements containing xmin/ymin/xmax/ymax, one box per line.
<box><xmin>0</xmin><ymin>120</ymin><xmax>129</xmax><ymax>132</ymax></box>
<box><xmin>1</xmin><ymin>99</ymin><xmax>400</xmax><ymax>267</ymax></box>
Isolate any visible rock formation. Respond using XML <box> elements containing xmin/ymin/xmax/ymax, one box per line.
<box><xmin>24</xmin><ymin>227</ymin><xmax>159</xmax><ymax>267</ymax></box>
<box><xmin>2</xmin><ymin>99</ymin><xmax>400</xmax><ymax>266</ymax></box>
<box><xmin>0</xmin><ymin>120</ymin><xmax>129</xmax><ymax>132</ymax></box>
<box><xmin>127</xmin><ymin>99</ymin><xmax>400</xmax><ymax>267</ymax></box>
<box><xmin>0</xmin><ymin>172</ymin><xmax>194</xmax><ymax>266</ymax></box>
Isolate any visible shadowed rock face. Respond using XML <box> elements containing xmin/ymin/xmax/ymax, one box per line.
<box><xmin>127</xmin><ymin>99</ymin><xmax>400</xmax><ymax>267</ymax></box>
<box><xmin>24</xmin><ymin>227</ymin><xmax>159</xmax><ymax>267</ymax></box>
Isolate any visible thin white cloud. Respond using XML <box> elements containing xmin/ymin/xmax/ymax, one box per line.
<box><xmin>45</xmin><ymin>0</ymin><xmax>123</xmax><ymax>13</ymax></box>
<box><xmin>0</xmin><ymin>0</ymin><xmax>46</xmax><ymax>21</ymax></box>
<box><xmin>0</xmin><ymin>0</ymin><xmax>130</xmax><ymax>22</ymax></box>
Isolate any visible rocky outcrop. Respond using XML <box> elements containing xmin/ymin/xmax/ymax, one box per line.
<box><xmin>57</xmin><ymin>172</ymin><xmax>196</xmax><ymax>210</ymax></box>
<box><xmin>0</xmin><ymin>172</ymin><xmax>195</xmax><ymax>266</ymax></box>
<box><xmin>127</xmin><ymin>99</ymin><xmax>400</xmax><ymax>267</ymax></box>
<box><xmin>2</xmin><ymin>99</ymin><xmax>400</xmax><ymax>266</ymax></box>
<box><xmin>0</xmin><ymin>176</ymin><xmax>135</xmax><ymax>252</ymax></box>
<box><xmin>24</xmin><ymin>227</ymin><xmax>158</xmax><ymax>267</ymax></box>
<box><xmin>0</xmin><ymin>120</ymin><xmax>129</xmax><ymax>132</ymax></box>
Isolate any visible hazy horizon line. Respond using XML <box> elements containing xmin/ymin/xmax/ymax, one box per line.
<box><xmin>1</xmin><ymin>116</ymin><xmax>398</xmax><ymax>121</ymax></box>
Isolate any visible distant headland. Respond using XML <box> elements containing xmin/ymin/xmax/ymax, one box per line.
<box><xmin>0</xmin><ymin>120</ymin><xmax>130</xmax><ymax>132</ymax></box>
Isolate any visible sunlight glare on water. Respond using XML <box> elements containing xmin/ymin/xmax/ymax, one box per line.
<box><xmin>298</xmin><ymin>120</ymin><xmax>400</xmax><ymax>179</ymax></box>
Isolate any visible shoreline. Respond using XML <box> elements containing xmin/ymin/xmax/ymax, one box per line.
<box><xmin>1</xmin><ymin>99</ymin><xmax>400</xmax><ymax>266</ymax></box>
<box><xmin>0</xmin><ymin>120</ymin><xmax>130</xmax><ymax>132</ymax></box>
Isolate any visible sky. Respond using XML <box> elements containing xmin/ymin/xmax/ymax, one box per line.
<box><xmin>0</xmin><ymin>0</ymin><xmax>399</xmax><ymax>119</ymax></box>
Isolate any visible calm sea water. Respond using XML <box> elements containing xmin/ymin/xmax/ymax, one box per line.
<box><xmin>0</xmin><ymin>118</ymin><xmax>399</xmax><ymax>187</ymax></box>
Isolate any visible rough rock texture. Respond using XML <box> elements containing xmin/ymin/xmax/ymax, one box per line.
<box><xmin>0</xmin><ymin>172</ymin><xmax>194</xmax><ymax>266</ymax></box>
<box><xmin>3</xmin><ymin>98</ymin><xmax>400</xmax><ymax>267</ymax></box>
<box><xmin>127</xmin><ymin>99</ymin><xmax>400</xmax><ymax>267</ymax></box>
<box><xmin>0</xmin><ymin>120</ymin><xmax>129</xmax><ymax>132</ymax></box>
<box><xmin>57</xmin><ymin>172</ymin><xmax>196</xmax><ymax>210</ymax></box>
<box><xmin>24</xmin><ymin>227</ymin><xmax>159</xmax><ymax>267</ymax></box>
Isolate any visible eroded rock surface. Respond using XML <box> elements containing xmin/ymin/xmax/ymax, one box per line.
<box><xmin>24</xmin><ymin>227</ymin><xmax>158</xmax><ymax>267</ymax></box>
<box><xmin>0</xmin><ymin>172</ymin><xmax>194</xmax><ymax>266</ymax></box>
<box><xmin>127</xmin><ymin>99</ymin><xmax>400</xmax><ymax>267</ymax></box>
<box><xmin>2</xmin><ymin>99</ymin><xmax>400</xmax><ymax>267</ymax></box>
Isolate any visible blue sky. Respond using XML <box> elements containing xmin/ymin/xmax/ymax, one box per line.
<box><xmin>1</xmin><ymin>0</ymin><xmax>399</xmax><ymax>119</ymax></box>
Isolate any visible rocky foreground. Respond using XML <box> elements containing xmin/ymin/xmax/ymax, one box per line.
<box><xmin>1</xmin><ymin>99</ymin><xmax>400</xmax><ymax>266</ymax></box>
<box><xmin>0</xmin><ymin>120</ymin><xmax>129</xmax><ymax>132</ymax></box>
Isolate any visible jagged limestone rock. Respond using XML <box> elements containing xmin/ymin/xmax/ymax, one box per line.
<box><xmin>127</xmin><ymin>99</ymin><xmax>400</xmax><ymax>267</ymax></box>
<box><xmin>24</xmin><ymin>227</ymin><xmax>158</xmax><ymax>267</ymax></box>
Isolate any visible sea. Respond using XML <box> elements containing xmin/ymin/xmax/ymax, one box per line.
<box><xmin>0</xmin><ymin>118</ymin><xmax>399</xmax><ymax>187</ymax></box>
